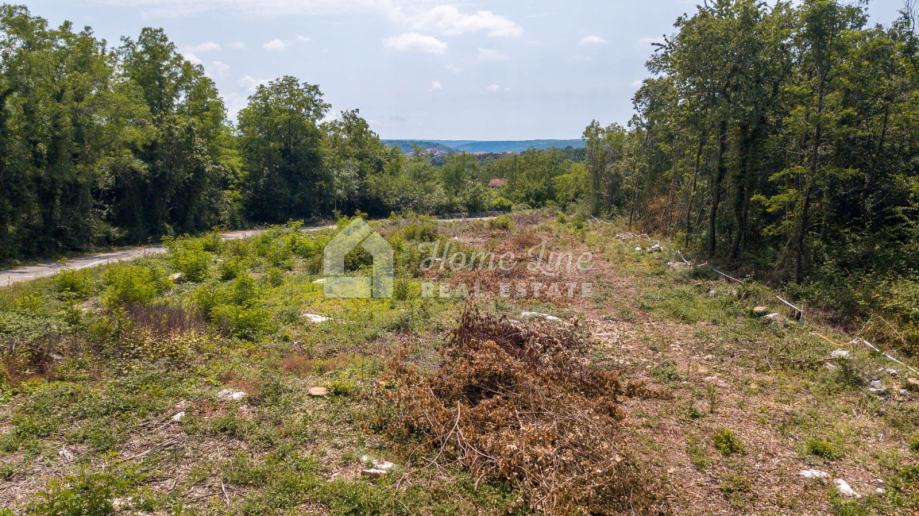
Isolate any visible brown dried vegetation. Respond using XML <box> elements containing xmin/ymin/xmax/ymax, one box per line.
<box><xmin>386</xmin><ymin>308</ymin><xmax>660</xmax><ymax>513</ymax></box>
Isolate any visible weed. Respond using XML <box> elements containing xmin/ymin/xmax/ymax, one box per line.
<box><xmin>909</xmin><ymin>434</ymin><xmax>919</xmax><ymax>453</ymax></box>
<box><xmin>102</xmin><ymin>264</ymin><xmax>169</xmax><ymax>306</ymax></box>
<box><xmin>54</xmin><ymin>269</ymin><xmax>94</xmax><ymax>299</ymax></box>
<box><xmin>713</xmin><ymin>428</ymin><xmax>744</xmax><ymax>455</ymax></box>
<box><xmin>806</xmin><ymin>438</ymin><xmax>839</xmax><ymax>460</ymax></box>
<box><xmin>488</xmin><ymin>215</ymin><xmax>512</xmax><ymax>231</ymax></box>
<box><xmin>686</xmin><ymin>436</ymin><xmax>709</xmax><ymax>469</ymax></box>
<box><xmin>651</xmin><ymin>361</ymin><xmax>681</xmax><ymax>383</ymax></box>
<box><xmin>687</xmin><ymin>404</ymin><xmax>703</xmax><ymax>420</ymax></box>
<box><xmin>27</xmin><ymin>467</ymin><xmax>138</xmax><ymax>515</ymax></box>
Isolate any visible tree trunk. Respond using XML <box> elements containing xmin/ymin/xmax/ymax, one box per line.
<box><xmin>707</xmin><ymin>118</ymin><xmax>728</xmax><ymax>257</ymax></box>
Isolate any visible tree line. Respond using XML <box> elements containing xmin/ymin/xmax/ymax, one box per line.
<box><xmin>0</xmin><ymin>5</ymin><xmax>547</xmax><ymax>262</ymax></box>
<box><xmin>581</xmin><ymin>0</ymin><xmax>917</xmax><ymax>340</ymax></box>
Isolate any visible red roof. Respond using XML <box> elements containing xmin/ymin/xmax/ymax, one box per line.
<box><xmin>488</xmin><ymin>178</ymin><xmax>507</xmax><ymax>188</ymax></box>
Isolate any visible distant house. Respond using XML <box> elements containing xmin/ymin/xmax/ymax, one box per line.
<box><xmin>488</xmin><ymin>178</ymin><xmax>507</xmax><ymax>188</ymax></box>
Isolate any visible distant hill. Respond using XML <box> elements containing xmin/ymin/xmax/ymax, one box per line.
<box><xmin>384</xmin><ymin>139</ymin><xmax>585</xmax><ymax>155</ymax></box>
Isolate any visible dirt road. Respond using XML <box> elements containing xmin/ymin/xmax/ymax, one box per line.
<box><xmin>0</xmin><ymin>215</ymin><xmax>494</xmax><ymax>288</ymax></box>
<box><xmin>0</xmin><ymin>228</ymin><xmax>315</xmax><ymax>288</ymax></box>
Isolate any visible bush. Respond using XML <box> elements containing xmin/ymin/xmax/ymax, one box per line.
<box><xmin>54</xmin><ymin>269</ymin><xmax>94</xmax><ymax>299</ymax></box>
<box><xmin>102</xmin><ymin>264</ymin><xmax>169</xmax><ymax>306</ymax></box>
<box><xmin>806</xmin><ymin>438</ymin><xmax>839</xmax><ymax>459</ymax></box>
<box><xmin>907</xmin><ymin>434</ymin><xmax>919</xmax><ymax>453</ymax></box>
<box><xmin>487</xmin><ymin>215</ymin><xmax>512</xmax><ymax>231</ymax></box>
<box><xmin>166</xmin><ymin>238</ymin><xmax>211</xmax><ymax>282</ymax></box>
<box><xmin>489</xmin><ymin>196</ymin><xmax>514</xmax><ymax>213</ymax></box>
<box><xmin>399</xmin><ymin>222</ymin><xmax>438</xmax><ymax>242</ymax></box>
<box><xmin>713</xmin><ymin>428</ymin><xmax>744</xmax><ymax>455</ymax></box>
<box><xmin>28</xmin><ymin>468</ymin><xmax>135</xmax><ymax>515</ymax></box>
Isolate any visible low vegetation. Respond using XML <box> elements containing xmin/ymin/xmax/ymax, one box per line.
<box><xmin>0</xmin><ymin>213</ymin><xmax>916</xmax><ymax>513</ymax></box>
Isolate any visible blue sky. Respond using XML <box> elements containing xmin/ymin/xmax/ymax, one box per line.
<box><xmin>22</xmin><ymin>0</ymin><xmax>908</xmax><ymax>139</ymax></box>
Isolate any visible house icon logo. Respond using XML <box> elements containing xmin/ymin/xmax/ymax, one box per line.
<box><xmin>322</xmin><ymin>218</ymin><xmax>393</xmax><ymax>298</ymax></box>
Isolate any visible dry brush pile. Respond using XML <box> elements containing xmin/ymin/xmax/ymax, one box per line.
<box><xmin>386</xmin><ymin>308</ymin><xmax>659</xmax><ymax>513</ymax></box>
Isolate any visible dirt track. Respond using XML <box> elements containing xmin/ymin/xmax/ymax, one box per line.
<box><xmin>0</xmin><ymin>228</ymin><xmax>313</xmax><ymax>288</ymax></box>
<box><xmin>0</xmin><ymin>216</ymin><xmax>494</xmax><ymax>288</ymax></box>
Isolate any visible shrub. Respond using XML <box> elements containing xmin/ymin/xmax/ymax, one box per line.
<box><xmin>54</xmin><ymin>269</ymin><xmax>94</xmax><ymax>299</ymax></box>
<box><xmin>399</xmin><ymin>222</ymin><xmax>438</xmax><ymax>242</ymax></box>
<box><xmin>806</xmin><ymin>438</ymin><xmax>839</xmax><ymax>459</ymax></box>
<box><xmin>908</xmin><ymin>434</ymin><xmax>918</xmax><ymax>453</ymax></box>
<box><xmin>489</xmin><ymin>195</ymin><xmax>514</xmax><ymax>213</ymax></box>
<box><xmin>28</xmin><ymin>468</ymin><xmax>135</xmax><ymax>515</ymax></box>
<box><xmin>102</xmin><ymin>264</ymin><xmax>169</xmax><ymax>306</ymax></box>
<box><xmin>713</xmin><ymin>428</ymin><xmax>744</xmax><ymax>455</ymax></box>
<box><xmin>487</xmin><ymin>215</ymin><xmax>512</xmax><ymax>231</ymax></box>
<box><xmin>166</xmin><ymin>239</ymin><xmax>211</xmax><ymax>282</ymax></box>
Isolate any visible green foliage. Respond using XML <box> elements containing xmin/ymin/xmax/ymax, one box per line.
<box><xmin>28</xmin><ymin>468</ymin><xmax>138</xmax><ymax>515</ymax></box>
<box><xmin>488</xmin><ymin>215</ymin><xmax>512</xmax><ymax>231</ymax></box>
<box><xmin>908</xmin><ymin>434</ymin><xmax>919</xmax><ymax>453</ymax></box>
<box><xmin>102</xmin><ymin>264</ymin><xmax>169</xmax><ymax>306</ymax></box>
<box><xmin>54</xmin><ymin>270</ymin><xmax>94</xmax><ymax>299</ymax></box>
<box><xmin>806</xmin><ymin>438</ymin><xmax>840</xmax><ymax>460</ymax></box>
<box><xmin>165</xmin><ymin>238</ymin><xmax>212</xmax><ymax>282</ymax></box>
<box><xmin>713</xmin><ymin>428</ymin><xmax>744</xmax><ymax>456</ymax></box>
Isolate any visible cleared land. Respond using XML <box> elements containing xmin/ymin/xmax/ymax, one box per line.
<box><xmin>0</xmin><ymin>213</ymin><xmax>916</xmax><ymax>514</ymax></box>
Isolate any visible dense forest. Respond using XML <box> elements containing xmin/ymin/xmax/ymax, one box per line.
<box><xmin>1</xmin><ymin>1</ymin><xmax>917</xmax><ymax>342</ymax></box>
<box><xmin>583</xmin><ymin>0</ymin><xmax>918</xmax><ymax>346</ymax></box>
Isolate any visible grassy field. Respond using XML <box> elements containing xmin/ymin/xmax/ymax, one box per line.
<box><xmin>0</xmin><ymin>213</ymin><xmax>916</xmax><ymax>514</ymax></box>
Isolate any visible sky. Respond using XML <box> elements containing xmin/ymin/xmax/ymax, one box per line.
<box><xmin>21</xmin><ymin>0</ymin><xmax>909</xmax><ymax>140</ymax></box>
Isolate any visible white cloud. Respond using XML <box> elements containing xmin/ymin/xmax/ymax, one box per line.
<box><xmin>445</xmin><ymin>63</ymin><xmax>462</xmax><ymax>74</ymax></box>
<box><xmin>579</xmin><ymin>35</ymin><xmax>607</xmax><ymax>46</ymax></box>
<box><xmin>296</xmin><ymin>34</ymin><xmax>311</xmax><ymax>43</ymax></box>
<box><xmin>188</xmin><ymin>41</ymin><xmax>221</xmax><ymax>52</ymax></box>
<box><xmin>184</xmin><ymin>52</ymin><xmax>202</xmax><ymax>65</ymax></box>
<box><xmin>238</xmin><ymin>75</ymin><xmax>269</xmax><ymax>92</ymax></box>
<box><xmin>383</xmin><ymin>33</ymin><xmax>447</xmax><ymax>55</ymax></box>
<box><xmin>226</xmin><ymin>41</ymin><xmax>246</xmax><ymax>49</ymax></box>
<box><xmin>406</xmin><ymin>5</ymin><xmax>522</xmax><ymax>38</ymax></box>
<box><xmin>263</xmin><ymin>38</ymin><xmax>288</xmax><ymax>52</ymax></box>
<box><xmin>429</xmin><ymin>80</ymin><xmax>443</xmax><ymax>91</ymax></box>
<box><xmin>486</xmin><ymin>83</ymin><xmax>509</xmax><ymax>93</ymax></box>
<box><xmin>477</xmin><ymin>48</ymin><xmax>509</xmax><ymax>62</ymax></box>
<box><xmin>210</xmin><ymin>60</ymin><xmax>230</xmax><ymax>75</ymax></box>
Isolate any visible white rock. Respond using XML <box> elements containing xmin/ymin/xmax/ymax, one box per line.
<box><xmin>877</xmin><ymin>367</ymin><xmax>898</xmax><ymax>377</ymax></box>
<box><xmin>868</xmin><ymin>379</ymin><xmax>887</xmax><ymax>394</ymax></box>
<box><xmin>830</xmin><ymin>349</ymin><xmax>851</xmax><ymax>360</ymax></box>
<box><xmin>217</xmin><ymin>388</ymin><xmax>247</xmax><ymax>401</ymax></box>
<box><xmin>765</xmin><ymin>313</ymin><xmax>784</xmax><ymax>321</ymax></box>
<box><xmin>308</xmin><ymin>386</ymin><xmax>328</xmax><ymax>397</ymax></box>
<box><xmin>752</xmin><ymin>306</ymin><xmax>769</xmax><ymax>317</ymax></box>
<box><xmin>634</xmin><ymin>246</ymin><xmax>642</xmax><ymax>252</ymax></box>
<box><xmin>875</xmin><ymin>487</ymin><xmax>885</xmax><ymax>494</ymax></box>
<box><xmin>835</xmin><ymin>479</ymin><xmax>860</xmax><ymax>498</ymax></box>
<box><xmin>667</xmin><ymin>261</ymin><xmax>690</xmax><ymax>270</ymax></box>
<box><xmin>800</xmin><ymin>469</ymin><xmax>829</xmax><ymax>479</ymax></box>
<box><xmin>648</xmin><ymin>243</ymin><xmax>663</xmax><ymax>252</ymax></box>
<box><xmin>303</xmin><ymin>313</ymin><xmax>330</xmax><ymax>324</ymax></box>
<box><xmin>361</xmin><ymin>468</ymin><xmax>389</xmax><ymax>478</ymax></box>
<box><xmin>58</xmin><ymin>447</ymin><xmax>75</xmax><ymax>463</ymax></box>
<box><xmin>521</xmin><ymin>311</ymin><xmax>562</xmax><ymax>322</ymax></box>
<box><xmin>372</xmin><ymin>459</ymin><xmax>395</xmax><ymax>471</ymax></box>
<box><xmin>312</xmin><ymin>278</ymin><xmax>326</xmax><ymax>284</ymax></box>
<box><xmin>170</xmin><ymin>272</ymin><xmax>184</xmax><ymax>282</ymax></box>
<box><xmin>174</xmin><ymin>400</ymin><xmax>189</xmax><ymax>410</ymax></box>
<box><xmin>171</xmin><ymin>411</ymin><xmax>185</xmax><ymax>422</ymax></box>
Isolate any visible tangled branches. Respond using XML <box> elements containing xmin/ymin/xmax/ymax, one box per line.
<box><xmin>387</xmin><ymin>308</ymin><xmax>657</xmax><ymax>513</ymax></box>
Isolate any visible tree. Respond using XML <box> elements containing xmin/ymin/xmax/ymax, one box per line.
<box><xmin>238</xmin><ymin>76</ymin><xmax>330</xmax><ymax>223</ymax></box>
